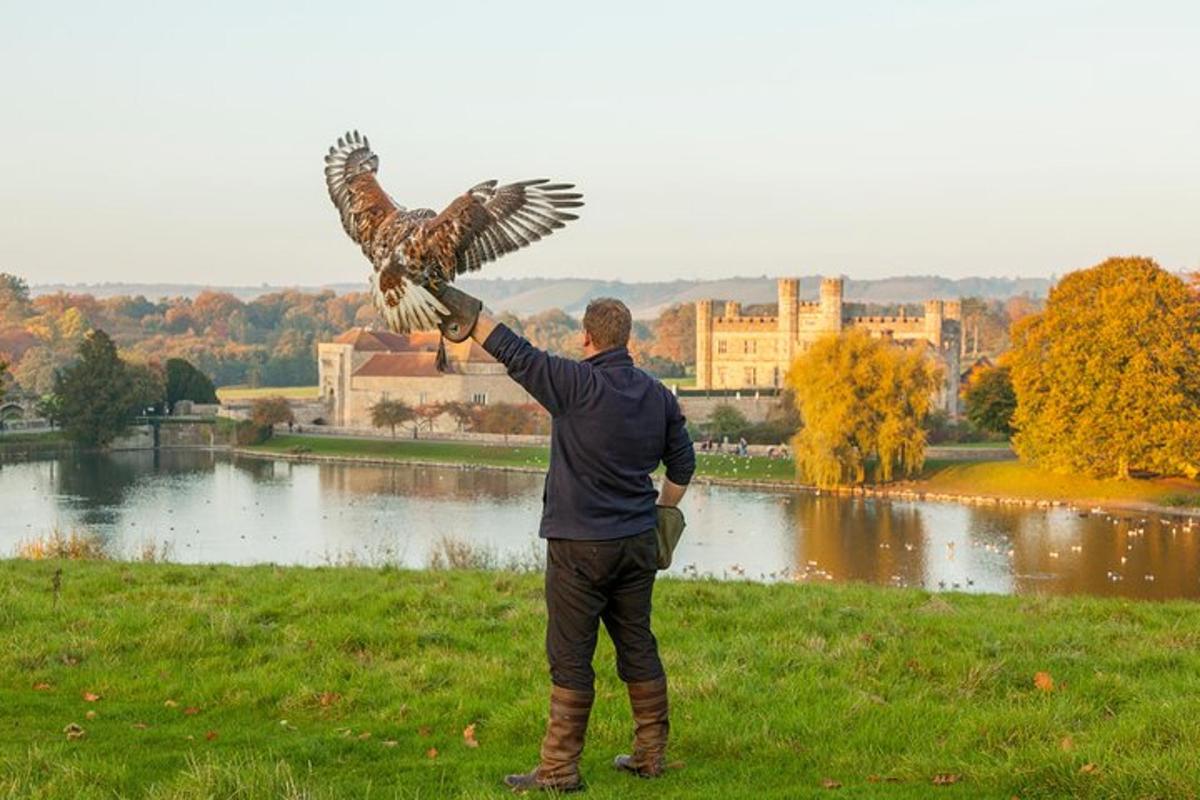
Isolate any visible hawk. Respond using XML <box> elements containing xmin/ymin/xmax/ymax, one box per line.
<box><xmin>324</xmin><ymin>130</ymin><xmax>584</xmax><ymax>332</ymax></box>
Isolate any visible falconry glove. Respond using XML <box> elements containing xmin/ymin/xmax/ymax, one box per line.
<box><xmin>435</xmin><ymin>285</ymin><xmax>483</xmax><ymax>343</ymax></box>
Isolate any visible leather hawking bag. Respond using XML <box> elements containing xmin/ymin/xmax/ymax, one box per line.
<box><xmin>654</xmin><ymin>505</ymin><xmax>686</xmax><ymax>570</ymax></box>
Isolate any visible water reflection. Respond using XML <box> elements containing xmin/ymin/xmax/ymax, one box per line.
<box><xmin>1</xmin><ymin>452</ymin><xmax>1197</xmax><ymax>600</ymax></box>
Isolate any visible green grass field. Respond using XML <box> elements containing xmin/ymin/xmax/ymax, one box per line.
<box><xmin>215</xmin><ymin>386</ymin><xmax>320</xmax><ymax>402</ymax></box>
<box><xmin>3</xmin><ymin>560</ymin><xmax>1200</xmax><ymax>799</ymax></box>
<box><xmin>251</xmin><ymin>435</ymin><xmax>797</xmax><ymax>482</ymax></box>
<box><xmin>915</xmin><ymin>460</ymin><xmax>1200</xmax><ymax>508</ymax></box>
<box><xmin>250</xmin><ymin>435</ymin><xmax>1200</xmax><ymax>509</ymax></box>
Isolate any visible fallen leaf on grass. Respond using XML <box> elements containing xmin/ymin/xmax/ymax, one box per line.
<box><xmin>932</xmin><ymin>773</ymin><xmax>961</xmax><ymax>785</ymax></box>
<box><xmin>183</xmin><ymin>707</ymin><xmax>201</xmax><ymax>716</ymax></box>
<box><xmin>418</xmin><ymin>725</ymin><xmax>432</xmax><ymax>738</ymax></box>
<box><xmin>463</xmin><ymin>723</ymin><xmax>479</xmax><ymax>748</ymax></box>
<box><xmin>82</xmin><ymin>692</ymin><xmax>101</xmax><ymax>703</ymax></box>
<box><xmin>132</xmin><ymin>723</ymin><xmax>149</xmax><ymax>730</ymax></box>
<box><xmin>426</xmin><ymin>747</ymin><xmax>438</xmax><ymax>759</ymax></box>
<box><xmin>164</xmin><ymin>700</ymin><xmax>178</xmax><ymax>708</ymax></box>
<box><xmin>33</xmin><ymin>682</ymin><xmax>52</xmax><ymax>691</ymax></box>
<box><xmin>318</xmin><ymin>691</ymin><xmax>341</xmax><ymax>707</ymax></box>
<box><xmin>1060</xmin><ymin>736</ymin><xmax>1074</xmax><ymax>751</ymax></box>
<box><xmin>205</xmin><ymin>730</ymin><xmax>218</xmax><ymax>742</ymax></box>
<box><xmin>382</xmin><ymin>740</ymin><xmax>398</xmax><ymax>748</ymax></box>
<box><xmin>64</xmin><ymin>723</ymin><xmax>86</xmax><ymax>741</ymax></box>
<box><xmin>821</xmin><ymin>778</ymin><xmax>842</xmax><ymax>789</ymax></box>
<box><xmin>1079</xmin><ymin>763</ymin><xmax>1099</xmax><ymax>775</ymax></box>
<box><xmin>1034</xmin><ymin>672</ymin><xmax>1054</xmax><ymax>692</ymax></box>
<box><xmin>867</xmin><ymin>775</ymin><xmax>902</xmax><ymax>784</ymax></box>
<box><xmin>358</xmin><ymin>732</ymin><xmax>372</xmax><ymax>740</ymax></box>
<box><xmin>85</xmin><ymin>710</ymin><xmax>97</xmax><ymax>720</ymax></box>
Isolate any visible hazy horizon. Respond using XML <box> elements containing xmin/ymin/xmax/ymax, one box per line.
<box><xmin>4</xmin><ymin>1</ymin><xmax>1198</xmax><ymax>286</ymax></box>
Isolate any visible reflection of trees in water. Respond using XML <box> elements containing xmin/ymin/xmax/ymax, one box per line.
<box><xmin>56</xmin><ymin>450</ymin><xmax>222</xmax><ymax>526</ymax></box>
<box><xmin>997</xmin><ymin>507</ymin><xmax>1200</xmax><ymax>599</ymax></box>
<box><xmin>317</xmin><ymin>463</ymin><xmax>542</xmax><ymax>503</ymax></box>
<box><xmin>230</xmin><ymin>455</ymin><xmax>285</xmax><ymax>482</ymax></box>
<box><xmin>788</xmin><ymin>495</ymin><xmax>927</xmax><ymax>586</ymax></box>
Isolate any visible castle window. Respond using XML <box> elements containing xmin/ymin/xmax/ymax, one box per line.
<box><xmin>471</xmin><ymin>392</ymin><xmax>488</xmax><ymax>406</ymax></box>
<box><xmin>743</xmin><ymin>340</ymin><xmax>756</xmax><ymax>354</ymax></box>
<box><xmin>717</xmin><ymin>340</ymin><xmax>727</xmax><ymax>354</ymax></box>
<box><xmin>717</xmin><ymin>368</ymin><xmax>727</xmax><ymax>385</ymax></box>
<box><xmin>744</xmin><ymin>367</ymin><xmax>756</xmax><ymax>385</ymax></box>
<box><xmin>419</xmin><ymin>392</ymin><xmax>428</xmax><ymax>406</ymax></box>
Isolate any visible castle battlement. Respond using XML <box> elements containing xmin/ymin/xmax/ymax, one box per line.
<box><xmin>695</xmin><ymin>277</ymin><xmax>962</xmax><ymax>415</ymax></box>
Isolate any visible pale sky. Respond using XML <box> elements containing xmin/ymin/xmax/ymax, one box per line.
<box><xmin>2</xmin><ymin>1</ymin><xmax>1198</xmax><ymax>287</ymax></box>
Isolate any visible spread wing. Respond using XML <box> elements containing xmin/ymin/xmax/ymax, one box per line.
<box><xmin>425</xmin><ymin>179</ymin><xmax>584</xmax><ymax>275</ymax></box>
<box><xmin>323</xmin><ymin>130</ymin><xmax>399</xmax><ymax>251</ymax></box>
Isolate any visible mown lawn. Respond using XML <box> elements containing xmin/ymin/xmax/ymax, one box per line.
<box><xmin>252</xmin><ymin>435</ymin><xmax>798</xmax><ymax>483</ymax></box>
<box><xmin>250</xmin><ymin>435</ymin><xmax>1200</xmax><ymax>508</ymax></box>
<box><xmin>915</xmin><ymin>460</ymin><xmax>1200</xmax><ymax>508</ymax></box>
<box><xmin>215</xmin><ymin>386</ymin><xmax>320</xmax><ymax>402</ymax></box>
<box><xmin>3</xmin><ymin>561</ymin><xmax>1200</xmax><ymax>799</ymax></box>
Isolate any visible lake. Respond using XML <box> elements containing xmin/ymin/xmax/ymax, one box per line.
<box><xmin>1</xmin><ymin>450</ymin><xmax>1197</xmax><ymax>599</ymax></box>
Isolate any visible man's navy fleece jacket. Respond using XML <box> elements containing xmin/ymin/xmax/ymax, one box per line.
<box><xmin>482</xmin><ymin>324</ymin><xmax>695</xmax><ymax>541</ymax></box>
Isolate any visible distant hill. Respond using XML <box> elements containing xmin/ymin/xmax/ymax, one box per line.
<box><xmin>31</xmin><ymin>275</ymin><xmax>1053</xmax><ymax>319</ymax></box>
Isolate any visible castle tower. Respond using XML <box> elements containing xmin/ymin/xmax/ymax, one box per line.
<box><xmin>819</xmin><ymin>277</ymin><xmax>844</xmax><ymax>334</ymax></box>
<box><xmin>777</xmin><ymin>278</ymin><xmax>799</xmax><ymax>380</ymax></box>
<box><xmin>923</xmin><ymin>299</ymin><xmax>945</xmax><ymax>349</ymax></box>
<box><xmin>695</xmin><ymin>299</ymin><xmax>713</xmax><ymax>389</ymax></box>
<box><xmin>724</xmin><ymin>300</ymin><xmax>741</xmax><ymax>318</ymax></box>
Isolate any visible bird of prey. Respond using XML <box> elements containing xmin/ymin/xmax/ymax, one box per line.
<box><xmin>324</xmin><ymin>130</ymin><xmax>584</xmax><ymax>332</ymax></box>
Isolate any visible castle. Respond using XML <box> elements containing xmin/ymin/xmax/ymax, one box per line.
<box><xmin>695</xmin><ymin>277</ymin><xmax>962</xmax><ymax>414</ymax></box>
<box><xmin>317</xmin><ymin>328</ymin><xmax>534</xmax><ymax>429</ymax></box>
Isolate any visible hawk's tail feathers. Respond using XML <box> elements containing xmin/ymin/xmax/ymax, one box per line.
<box><xmin>369</xmin><ymin>272</ymin><xmax>449</xmax><ymax>333</ymax></box>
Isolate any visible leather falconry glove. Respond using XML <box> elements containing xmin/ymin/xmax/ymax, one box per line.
<box><xmin>435</xmin><ymin>285</ymin><xmax>483</xmax><ymax>343</ymax></box>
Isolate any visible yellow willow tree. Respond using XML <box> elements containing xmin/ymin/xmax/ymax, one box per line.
<box><xmin>786</xmin><ymin>329</ymin><xmax>943</xmax><ymax>487</ymax></box>
<box><xmin>1008</xmin><ymin>257</ymin><xmax>1200</xmax><ymax>479</ymax></box>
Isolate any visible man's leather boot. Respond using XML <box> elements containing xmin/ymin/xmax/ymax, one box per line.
<box><xmin>613</xmin><ymin>677</ymin><xmax>669</xmax><ymax>778</ymax></box>
<box><xmin>504</xmin><ymin>685</ymin><xmax>594</xmax><ymax>793</ymax></box>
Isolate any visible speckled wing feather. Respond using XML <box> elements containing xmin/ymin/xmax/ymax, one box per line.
<box><xmin>410</xmin><ymin>179</ymin><xmax>584</xmax><ymax>277</ymax></box>
<box><xmin>323</xmin><ymin>131</ymin><xmax>447</xmax><ymax>332</ymax></box>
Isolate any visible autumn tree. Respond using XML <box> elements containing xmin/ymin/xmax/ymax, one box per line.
<box><xmin>1009</xmin><ymin>257</ymin><xmax>1200</xmax><ymax>479</ymax></box>
<box><xmin>787</xmin><ymin>330</ymin><xmax>942</xmax><ymax>487</ymax></box>
<box><xmin>250</xmin><ymin>396</ymin><xmax>295</xmax><ymax>429</ymax></box>
<box><xmin>165</xmin><ymin>358</ymin><xmax>218</xmax><ymax>411</ymax></box>
<box><xmin>474</xmin><ymin>403</ymin><xmax>547</xmax><ymax>437</ymax></box>
<box><xmin>0</xmin><ymin>273</ymin><xmax>31</xmax><ymax>326</ymax></box>
<box><xmin>13</xmin><ymin>346</ymin><xmax>59</xmax><ymax>395</ymax></box>
<box><xmin>414</xmin><ymin>403</ymin><xmax>444</xmax><ymax>434</ymax></box>
<box><xmin>0</xmin><ymin>359</ymin><xmax>8</xmax><ymax>404</ymax></box>
<box><xmin>370</xmin><ymin>399</ymin><xmax>414</xmax><ymax>438</ymax></box>
<box><xmin>53</xmin><ymin>330</ymin><xmax>138</xmax><ymax>447</ymax></box>
<box><xmin>964</xmin><ymin>364</ymin><xmax>1016</xmax><ymax>436</ymax></box>
<box><xmin>439</xmin><ymin>400</ymin><xmax>477</xmax><ymax>432</ymax></box>
<box><xmin>648</xmin><ymin>303</ymin><xmax>696</xmax><ymax>365</ymax></box>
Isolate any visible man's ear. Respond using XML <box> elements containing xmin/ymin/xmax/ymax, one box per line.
<box><xmin>582</xmin><ymin>328</ymin><xmax>592</xmax><ymax>349</ymax></box>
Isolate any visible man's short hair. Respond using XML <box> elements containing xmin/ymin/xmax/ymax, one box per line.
<box><xmin>583</xmin><ymin>297</ymin><xmax>632</xmax><ymax>351</ymax></box>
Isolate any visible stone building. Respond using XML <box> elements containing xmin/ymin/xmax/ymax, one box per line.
<box><xmin>317</xmin><ymin>328</ymin><xmax>534</xmax><ymax>429</ymax></box>
<box><xmin>695</xmin><ymin>277</ymin><xmax>962</xmax><ymax>415</ymax></box>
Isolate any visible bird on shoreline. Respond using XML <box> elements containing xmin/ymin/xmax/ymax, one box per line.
<box><xmin>323</xmin><ymin>130</ymin><xmax>584</xmax><ymax>332</ymax></box>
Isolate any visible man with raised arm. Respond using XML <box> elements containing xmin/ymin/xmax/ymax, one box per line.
<box><xmin>437</xmin><ymin>286</ymin><xmax>695</xmax><ymax>793</ymax></box>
